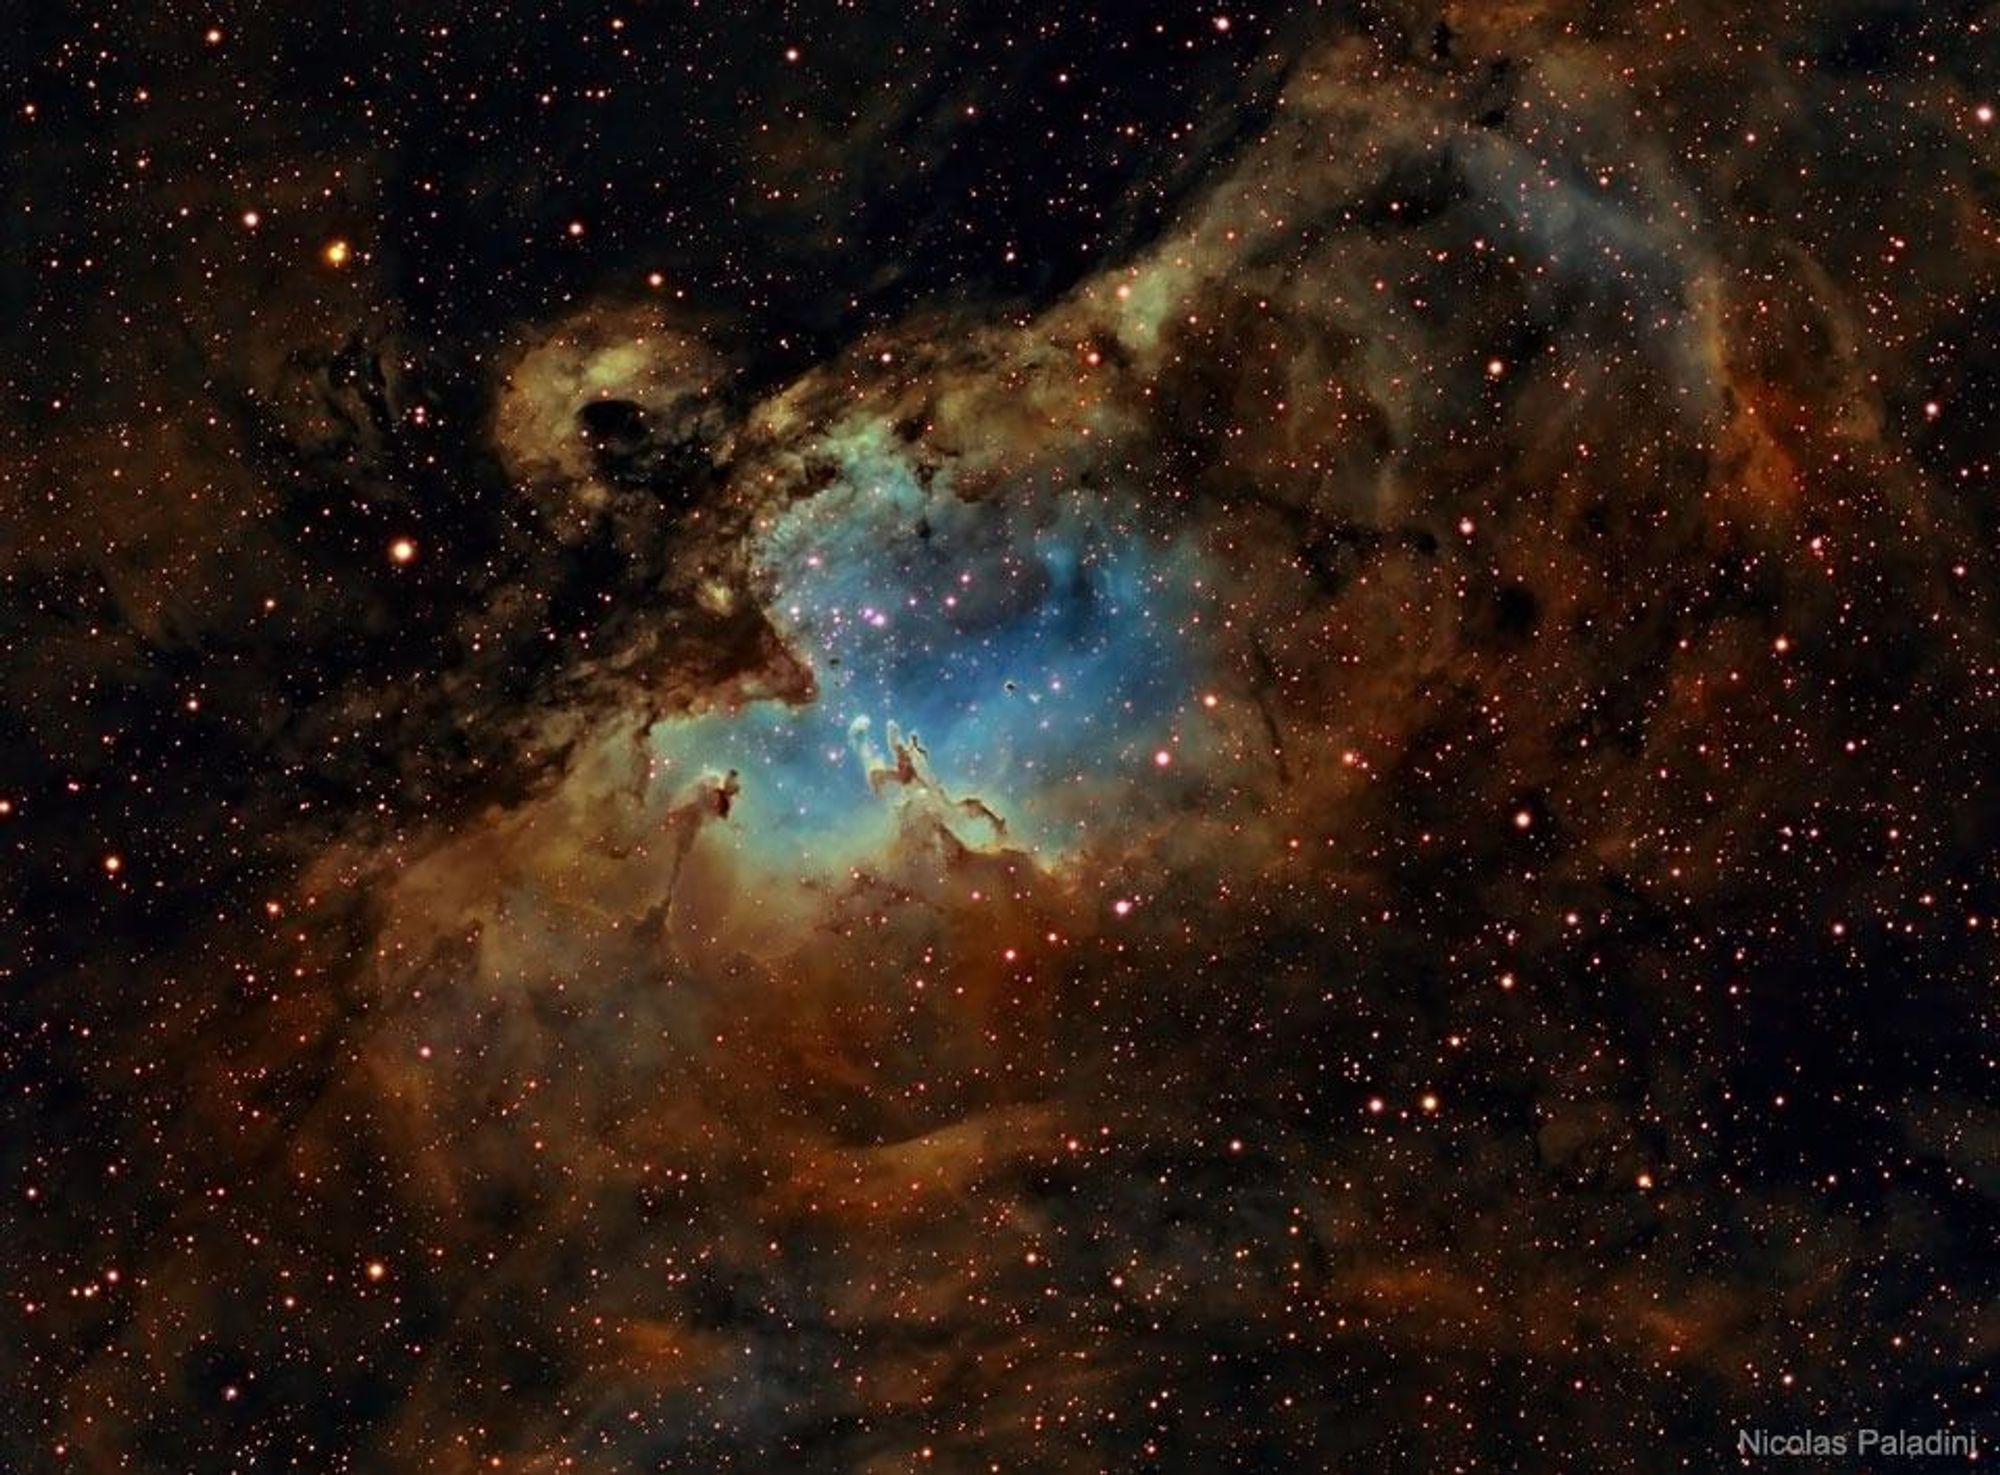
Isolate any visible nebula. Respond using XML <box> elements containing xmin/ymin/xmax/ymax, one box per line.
<box><xmin>2</xmin><ymin>2</ymin><xmax>1996</xmax><ymax>1471</ymax></box>
<box><xmin>646</xmin><ymin>418</ymin><xmax>1208</xmax><ymax>868</ymax></box>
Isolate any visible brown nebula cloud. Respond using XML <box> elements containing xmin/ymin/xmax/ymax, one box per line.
<box><xmin>2</xmin><ymin>2</ymin><xmax>1997</xmax><ymax>1471</ymax></box>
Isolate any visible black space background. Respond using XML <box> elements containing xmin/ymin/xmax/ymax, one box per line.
<box><xmin>1</xmin><ymin>2</ymin><xmax>1996</xmax><ymax>1471</ymax></box>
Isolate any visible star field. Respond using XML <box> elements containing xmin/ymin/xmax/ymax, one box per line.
<box><xmin>1</xmin><ymin>2</ymin><xmax>1997</xmax><ymax>1471</ymax></box>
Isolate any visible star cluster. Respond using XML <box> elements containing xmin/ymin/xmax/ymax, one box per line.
<box><xmin>1</xmin><ymin>2</ymin><xmax>1996</xmax><ymax>1471</ymax></box>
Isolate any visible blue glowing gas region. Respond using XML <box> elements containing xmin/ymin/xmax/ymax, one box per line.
<box><xmin>646</xmin><ymin>425</ymin><xmax>1205</xmax><ymax>865</ymax></box>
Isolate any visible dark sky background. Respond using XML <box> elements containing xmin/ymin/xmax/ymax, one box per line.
<box><xmin>2</xmin><ymin>1</ymin><xmax>1997</xmax><ymax>1470</ymax></box>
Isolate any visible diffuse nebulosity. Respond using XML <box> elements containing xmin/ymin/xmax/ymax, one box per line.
<box><xmin>1</xmin><ymin>2</ymin><xmax>1996</xmax><ymax>1470</ymax></box>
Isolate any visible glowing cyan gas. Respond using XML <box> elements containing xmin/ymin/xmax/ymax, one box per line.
<box><xmin>646</xmin><ymin>422</ymin><xmax>1207</xmax><ymax>869</ymax></box>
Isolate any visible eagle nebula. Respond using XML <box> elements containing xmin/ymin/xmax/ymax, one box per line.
<box><xmin>3</xmin><ymin>3</ymin><xmax>1997</xmax><ymax>1470</ymax></box>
